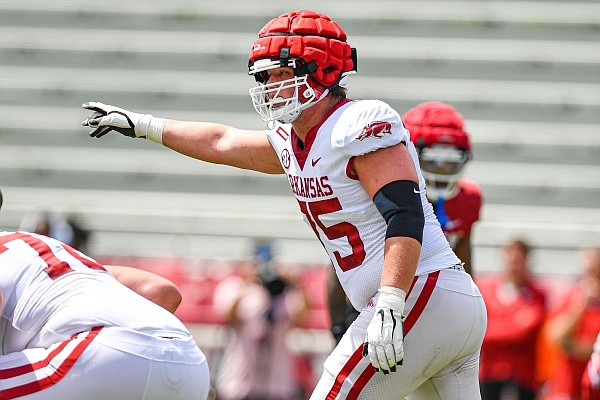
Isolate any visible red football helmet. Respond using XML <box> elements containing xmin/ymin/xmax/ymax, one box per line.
<box><xmin>248</xmin><ymin>10</ymin><xmax>357</xmax><ymax>126</ymax></box>
<box><xmin>403</xmin><ymin>101</ymin><xmax>472</xmax><ymax>200</ymax></box>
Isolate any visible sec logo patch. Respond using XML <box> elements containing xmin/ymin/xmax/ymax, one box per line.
<box><xmin>281</xmin><ymin>148</ymin><xmax>291</xmax><ymax>169</ymax></box>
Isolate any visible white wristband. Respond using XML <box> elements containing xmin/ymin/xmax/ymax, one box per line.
<box><xmin>378</xmin><ymin>286</ymin><xmax>407</xmax><ymax>298</ymax></box>
<box><xmin>377</xmin><ymin>286</ymin><xmax>407</xmax><ymax>310</ymax></box>
<box><xmin>135</xmin><ymin>115</ymin><xmax>168</xmax><ymax>144</ymax></box>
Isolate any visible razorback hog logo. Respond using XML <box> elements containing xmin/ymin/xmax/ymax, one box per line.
<box><xmin>356</xmin><ymin>121</ymin><xmax>393</xmax><ymax>141</ymax></box>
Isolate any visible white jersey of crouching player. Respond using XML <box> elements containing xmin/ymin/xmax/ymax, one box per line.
<box><xmin>0</xmin><ymin>231</ymin><xmax>210</xmax><ymax>400</ymax></box>
<box><xmin>81</xmin><ymin>9</ymin><xmax>487</xmax><ymax>400</ymax></box>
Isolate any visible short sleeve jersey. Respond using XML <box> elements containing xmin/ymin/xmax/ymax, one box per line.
<box><xmin>266</xmin><ymin>99</ymin><xmax>459</xmax><ymax>310</ymax></box>
<box><xmin>0</xmin><ymin>231</ymin><xmax>189</xmax><ymax>354</ymax></box>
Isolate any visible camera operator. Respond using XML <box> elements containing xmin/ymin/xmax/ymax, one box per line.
<box><xmin>255</xmin><ymin>243</ymin><xmax>290</xmax><ymax>324</ymax></box>
<box><xmin>213</xmin><ymin>242</ymin><xmax>308</xmax><ymax>400</ymax></box>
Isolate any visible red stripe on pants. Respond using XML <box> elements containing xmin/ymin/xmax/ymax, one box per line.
<box><xmin>327</xmin><ymin>271</ymin><xmax>440</xmax><ymax>399</ymax></box>
<box><xmin>0</xmin><ymin>326</ymin><xmax>103</xmax><ymax>399</ymax></box>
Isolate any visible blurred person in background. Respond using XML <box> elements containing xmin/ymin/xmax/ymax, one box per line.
<box><xmin>327</xmin><ymin>101</ymin><xmax>482</xmax><ymax>344</ymax></box>
<box><xmin>542</xmin><ymin>245</ymin><xmax>600</xmax><ymax>400</ymax></box>
<box><xmin>18</xmin><ymin>208</ymin><xmax>91</xmax><ymax>253</ymax></box>
<box><xmin>65</xmin><ymin>214</ymin><xmax>91</xmax><ymax>253</ymax></box>
<box><xmin>213</xmin><ymin>242</ymin><xmax>308</xmax><ymax>400</ymax></box>
<box><xmin>478</xmin><ymin>238</ymin><xmax>547</xmax><ymax>400</ymax></box>
<box><xmin>19</xmin><ymin>209</ymin><xmax>74</xmax><ymax>244</ymax></box>
<box><xmin>326</xmin><ymin>264</ymin><xmax>361</xmax><ymax>345</ymax></box>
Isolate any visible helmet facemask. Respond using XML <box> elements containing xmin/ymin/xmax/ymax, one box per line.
<box><xmin>418</xmin><ymin>145</ymin><xmax>470</xmax><ymax>201</ymax></box>
<box><xmin>249</xmin><ymin>58</ymin><xmax>329</xmax><ymax>127</ymax></box>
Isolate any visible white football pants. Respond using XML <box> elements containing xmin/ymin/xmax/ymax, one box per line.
<box><xmin>310</xmin><ymin>267</ymin><xmax>487</xmax><ymax>400</ymax></box>
<box><xmin>0</xmin><ymin>326</ymin><xmax>210</xmax><ymax>400</ymax></box>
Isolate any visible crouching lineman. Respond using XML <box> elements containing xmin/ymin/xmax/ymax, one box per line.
<box><xmin>0</xmin><ymin>191</ymin><xmax>209</xmax><ymax>400</ymax></box>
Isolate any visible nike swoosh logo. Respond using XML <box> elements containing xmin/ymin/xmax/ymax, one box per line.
<box><xmin>413</xmin><ymin>188</ymin><xmax>422</xmax><ymax>194</ymax></box>
<box><xmin>311</xmin><ymin>157</ymin><xmax>321</xmax><ymax>167</ymax></box>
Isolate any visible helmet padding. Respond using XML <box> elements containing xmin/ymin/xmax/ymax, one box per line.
<box><xmin>249</xmin><ymin>10</ymin><xmax>356</xmax><ymax>89</ymax></box>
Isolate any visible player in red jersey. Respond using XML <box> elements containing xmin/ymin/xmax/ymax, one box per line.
<box><xmin>81</xmin><ymin>10</ymin><xmax>486</xmax><ymax>399</ymax></box>
<box><xmin>403</xmin><ymin>101</ymin><xmax>482</xmax><ymax>275</ymax></box>
<box><xmin>478</xmin><ymin>239</ymin><xmax>547</xmax><ymax>399</ymax></box>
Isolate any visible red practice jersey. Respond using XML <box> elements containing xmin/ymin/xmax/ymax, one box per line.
<box><xmin>478</xmin><ymin>278</ymin><xmax>547</xmax><ymax>392</ymax></box>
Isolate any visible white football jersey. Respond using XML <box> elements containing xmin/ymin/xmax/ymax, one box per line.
<box><xmin>267</xmin><ymin>99</ymin><xmax>459</xmax><ymax>310</ymax></box>
<box><xmin>0</xmin><ymin>231</ymin><xmax>190</xmax><ymax>353</ymax></box>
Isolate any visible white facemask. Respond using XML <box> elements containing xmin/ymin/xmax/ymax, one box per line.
<box><xmin>249</xmin><ymin>75</ymin><xmax>328</xmax><ymax>127</ymax></box>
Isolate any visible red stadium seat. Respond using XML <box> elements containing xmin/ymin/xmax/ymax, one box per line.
<box><xmin>175</xmin><ymin>274</ymin><xmax>228</xmax><ymax>324</ymax></box>
<box><xmin>174</xmin><ymin>261</ymin><xmax>240</xmax><ymax>325</ymax></box>
<box><xmin>294</xmin><ymin>266</ymin><xmax>330</xmax><ymax>330</ymax></box>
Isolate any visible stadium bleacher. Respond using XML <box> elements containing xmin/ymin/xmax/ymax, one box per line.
<box><xmin>1</xmin><ymin>0</ymin><xmax>599</xmax><ymax>330</ymax></box>
<box><xmin>1</xmin><ymin>0</ymin><xmax>599</xmax><ymax>389</ymax></box>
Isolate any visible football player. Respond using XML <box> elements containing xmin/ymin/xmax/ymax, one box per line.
<box><xmin>0</xmin><ymin>191</ymin><xmax>210</xmax><ymax>399</ymax></box>
<box><xmin>81</xmin><ymin>10</ymin><xmax>486</xmax><ymax>399</ymax></box>
<box><xmin>0</xmin><ymin>231</ymin><xmax>210</xmax><ymax>399</ymax></box>
<box><xmin>403</xmin><ymin>101</ymin><xmax>482</xmax><ymax>275</ymax></box>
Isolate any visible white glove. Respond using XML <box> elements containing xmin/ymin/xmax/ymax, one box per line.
<box><xmin>81</xmin><ymin>101</ymin><xmax>167</xmax><ymax>144</ymax></box>
<box><xmin>363</xmin><ymin>286</ymin><xmax>406</xmax><ymax>374</ymax></box>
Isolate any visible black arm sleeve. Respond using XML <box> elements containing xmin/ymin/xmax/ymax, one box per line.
<box><xmin>373</xmin><ymin>180</ymin><xmax>425</xmax><ymax>243</ymax></box>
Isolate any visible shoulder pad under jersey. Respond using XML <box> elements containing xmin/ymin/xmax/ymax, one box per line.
<box><xmin>331</xmin><ymin>100</ymin><xmax>408</xmax><ymax>157</ymax></box>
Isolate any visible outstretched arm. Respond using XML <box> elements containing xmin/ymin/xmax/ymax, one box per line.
<box><xmin>163</xmin><ymin>120</ymin><xmax>283</xmax><ymax>174</ymax></box>
<box><xmin>105</xmin><ymin>265</ymin><xmax>182</xmax><ymax>313</ymax></box>
<box><xmin>82</xmin><ymin>102</ymin><xmax>283</xmax><ymax>174</ymax></box>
